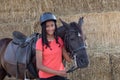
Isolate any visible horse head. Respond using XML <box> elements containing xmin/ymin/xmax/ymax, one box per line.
<box><xmin>59</xmin><ymin>17</ymin><xmax>89</xmax><ymax>72</ymax></box>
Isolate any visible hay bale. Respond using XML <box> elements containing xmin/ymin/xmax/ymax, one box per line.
<box><xmin>66</xmin><ymin>52</ymin><xmax>111</xmax><ymax>80</ymax></box>
<box><xmin>0</xmin><ymin>23</ymin><xmax>32</xmax><ymax>39</ymax></box>
<box><xmin>110</xmin><ymin>53</ymin><xmax>120</xmax><ymax>80</ymax></box>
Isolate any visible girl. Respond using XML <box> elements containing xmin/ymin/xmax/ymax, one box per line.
<box><xmin>36</xmin><ymin>12</ymin><xmax>71</xmax><ymax>80</ymax></box>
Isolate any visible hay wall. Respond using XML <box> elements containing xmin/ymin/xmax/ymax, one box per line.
<box><xmin>60</xmin><ymin>12</ymin><xmax>120</xmax><ymax>80</ymax></box>
<box><xmin>0</xmin><ymin>0</ymin><xmax>120</xmax><ymax>80</ymax></box>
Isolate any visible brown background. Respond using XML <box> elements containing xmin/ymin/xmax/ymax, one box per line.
<box><xmin>0</xmin><ymin>0</ymin><xmax>120</xmax><ymax>80</ymax></box>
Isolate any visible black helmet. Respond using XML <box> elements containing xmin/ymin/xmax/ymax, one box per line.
<box><xmin>40</xmin><ymin>12</ymin><xmax>57</xmax><ymax>25</ymax></box>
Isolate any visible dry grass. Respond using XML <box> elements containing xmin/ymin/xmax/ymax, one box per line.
<box><xmin>0</xmin><ymin>0</ymin><xmax>120</xmax><ymax>80</ymax></box>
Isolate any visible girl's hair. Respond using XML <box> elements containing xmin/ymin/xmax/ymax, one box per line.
<box><xmin>41</xmin><ymin>20</ymin><xmax>61</xmax><ymax>50</ymax></box>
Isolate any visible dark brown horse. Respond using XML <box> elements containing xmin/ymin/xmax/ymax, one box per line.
<box><xmin>58</xmin><ymin>17</ymin><xmax>89</xmax><ymax>72</ymax></box>
<box><xmin>0</xmin><ymin>17</ymin><xmax>89</xmax><ymax>80</ymax></box>
<box><xmin>0</xmin><ymin>33</ymin><xmax>39</xmax><ymax>80</ymax></box>
<box><xmin>0</xmin><ymin>38</ymin><xmax>12</xmax><ymax>80</ymax></box>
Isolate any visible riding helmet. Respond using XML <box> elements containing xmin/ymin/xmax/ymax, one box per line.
<box><xmin>40</xmin><ymin>12</ymin><xmax>57</xmax><ymax>25</ymax></box>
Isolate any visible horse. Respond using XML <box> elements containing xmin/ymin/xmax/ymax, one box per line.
<box><xmin>0</xmin><ymin>17</ymin><xmax>89</xmax><ymax>80</ymax></box>
<box><xmin>58</xmin><ymin>17</ymin><xmax>89</xmax><ymax>72</ymax></box>
<box><xmin>0</xmin><ymin>32</ymin><xmax>40</xmax><ymax>80</ymax></box>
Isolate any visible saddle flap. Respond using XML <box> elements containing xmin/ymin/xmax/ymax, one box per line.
<box><xmin>4</xmin><ymin>41</ymin><xmax>32</xmax><ymax>65</ymax></box>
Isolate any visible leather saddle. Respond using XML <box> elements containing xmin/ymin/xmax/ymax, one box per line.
<box><xmin>12</xmin><ymin>31</ymin><xmax>27</xmax><ymax>45</ymax></box>
<box><xmin>4</xmin><ymin>31</ymin><xmax>33</xmax><ymax>65</ymax></box>
<box><xmin>4</xmin><ymin>31</ymin><xmax>39</xmax><ymax>78</ymax></box>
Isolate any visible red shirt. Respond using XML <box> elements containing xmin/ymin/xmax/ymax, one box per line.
<box><xmin>36</xmin><ymin>37</ymin><xmax>65</xmax><ymax>78</ymax></box>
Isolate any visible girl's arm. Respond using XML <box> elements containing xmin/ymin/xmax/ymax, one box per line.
<box><xmin>62</xmin><ymin>47</ymin><xmax>71</xmax><ymax>63</ymax></box>
<box><xmin>36</xmin><ymin>50</ymin><xmax>67</xmax><ymax>77</ymax></box>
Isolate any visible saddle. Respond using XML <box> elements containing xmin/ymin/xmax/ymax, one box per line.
<box><xmin>4</xmin><ymin>31</ymin><xmax>39</xmax><ymax>78</ymax></box>
<box><xmin>4</xmin><ymin>31</ymin><xmax>35</xmax><ymax>65</ymax></box>
<box><xmin>4</xmin><ymin>41</ymin><xmax>31</xmax><ymax>64</ymax></box>
<box><xmin>12</xmin><ymin>31</ymin><xmax>27</xmax><ymax>45</ymax></box>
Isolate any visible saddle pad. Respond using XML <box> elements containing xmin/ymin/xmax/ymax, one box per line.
<box><xmin>4</xmin><ymin>41</ymin><xmax>31</xmax><ymax>65</ymax></box>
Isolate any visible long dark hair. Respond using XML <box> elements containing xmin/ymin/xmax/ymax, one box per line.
<box><xmin>41</xmin><ymin>20</ymin><xmax>60</xmax><ymax>50</ymax></box>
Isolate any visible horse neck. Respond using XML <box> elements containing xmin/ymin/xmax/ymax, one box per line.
<box><xmin>57</xmin><ymin>26</ymin><xmax>66</xmax><ymax>39</ymax></box>
<box><xmin>0</xmin><ymin>38</ymin><xmax>12</xmax><ymax>64</ymax></box>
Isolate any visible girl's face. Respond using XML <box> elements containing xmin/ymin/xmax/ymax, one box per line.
<box><xmin>46</xmin><ymin>21</ymin><xmax>55</xmax><ymax>36</ymax></box>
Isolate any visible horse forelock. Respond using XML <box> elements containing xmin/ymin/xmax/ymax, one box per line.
<box><xmin>69</xmin><ymin>22</ymin><xmax>82</xmax><ymax>36</ymax></box>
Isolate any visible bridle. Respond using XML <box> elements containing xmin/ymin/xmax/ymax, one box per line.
<box><xmin>64</xmin><ymin>29</ymin><xmax>87</xmax><ymax>73</ymax></box>
<box><xmin>64</xmin><ymin>30</ymin><xmax>87</xmax><ymax>58</ymax></box>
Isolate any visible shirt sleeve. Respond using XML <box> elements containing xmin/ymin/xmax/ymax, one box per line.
<box><xmin>36</xmin><ymin>38</ymin><xmax>42</xmax><ymax>51</ymax></box>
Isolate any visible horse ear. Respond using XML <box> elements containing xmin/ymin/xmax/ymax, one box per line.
<box><xmin>77</xmin><ymin>17</ymin><xmax>84</xmax><ymax>35</ymax></box>
<box><xmin>59</xmin><ymin>18</ymin><xmax>69</xmax><ymax>29</ymax></box>
<box><xmin>78</xmin><ymin>17</ymin><xmax>84</xmax><ymax>28</ymax></box>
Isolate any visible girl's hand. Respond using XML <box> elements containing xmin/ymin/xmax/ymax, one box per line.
<box><xmin>57</xmin><ymin>70</ymin><xmax>67</xmax><ymax>77</ymax></box>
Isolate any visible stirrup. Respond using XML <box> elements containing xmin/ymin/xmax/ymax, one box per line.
<box><xmin>24</xmin><ymin>70</ymin><xmax>30</xmax><ymax>80</ymax></box>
